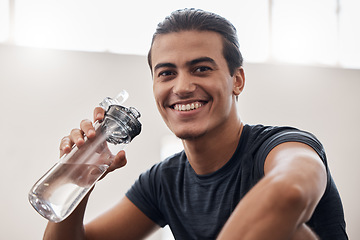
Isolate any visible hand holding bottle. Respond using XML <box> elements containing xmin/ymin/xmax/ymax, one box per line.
<box><xmin>59</xmin><ymin>106</ymin><xmax>128</xmax><ymax>177</ymax></box>
<box><xmin>29</xmin><ymin>91</ymin><xmax>142</xmax><ymax>223</ymax></box>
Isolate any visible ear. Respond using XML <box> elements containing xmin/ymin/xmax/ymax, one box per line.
<box><xmin>233</xmin><ymin>67</ymin><xmax>245</xmax><ymax>96</ymax></box>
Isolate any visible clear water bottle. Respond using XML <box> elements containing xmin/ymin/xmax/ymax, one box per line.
<box><xmin>28</xmin><ymin>90</ymin><xmax>142</xmax><ymax>223</ymax></box>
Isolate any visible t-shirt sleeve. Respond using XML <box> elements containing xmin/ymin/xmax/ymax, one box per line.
<box><xmin>254</xmin><ymin>129</ymin><xmax>331</xmax><ymax>190</ymax></box>
<box><xmin>125</xmin><ymin>163</ymin><xmax>167</xmax><ymax>227</ymax></box>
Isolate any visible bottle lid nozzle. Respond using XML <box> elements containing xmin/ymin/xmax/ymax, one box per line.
<box><xmin>99</xmin><ymin>89</ymin><xmax>129</xmax><ymax>111</ymax></box>
<box><xmin>114</xmin><ymin>90</ymin><xmax>129</xmax><ymax>105</ymax></box>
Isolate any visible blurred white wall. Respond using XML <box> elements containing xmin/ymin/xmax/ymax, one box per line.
<box><xmin>0</xmin><ymin>44</ymin><xmax>358</xmax><ymax>239</ymax></box>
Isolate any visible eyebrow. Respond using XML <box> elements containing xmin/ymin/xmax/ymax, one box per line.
<box><xmin>153</xmin><ymin>57</ymin><xmax>218</xmax><ymax>72</ymax></box>
<box><xmin>154</xmin><ymin>62</ymin><xmax>176</xmax><ymax>72</ymax></box>
<box><xmin>187</xmin><ymin>57</ymin><xmax>216</xmax><ymax>67</ymax></box>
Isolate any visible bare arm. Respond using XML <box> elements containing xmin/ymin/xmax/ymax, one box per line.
<box><xmin>217</xmin><ymin>142</ymin><xmax>327</xmax><ymax>239</ymax></box>
<box><xmin>44</xmin><ymin>193</ymin><xmax>89</xmax><ymax>240</ymax></box>
<box><xmin>84</xmin><ymin>197</ymin><xmax>159</xmax><ymax>240</ymax></box>
<box><xmin>43</xmin><ymin>107</ymin><xmax>159</xmax><ymax>239</ymax></box>
<box><xmin>44</xmin><ymin>195</ymin><xmax>159</xmax><ymax>240</ymax></box>
<box><xmin>292</xmin><ymin>223</ymin><xmax>319</xmax><ymax>240</ymax></box>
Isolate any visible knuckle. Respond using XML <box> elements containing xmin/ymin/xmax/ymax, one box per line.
<box><xmin>70</xmin><ymin>128</ymin><xmax>81</xmax><ymax>136</ymax></box>
<box><xmin>94</xmin><ymin>106</ymin><xmax>105</xmax><ymax>114</ymax></box>
<box><xmin>94</xmin><ymin>107</ymin><xmax>105</xmax><ymax>119</ymax></box>
<box><xmin>59</xmin><ymin>136</ymin><xmax>71</xmax><ymax>149</ymax></box>
<box><xmin>80</xmin><ymin>119</ymin><xmax>91</xmax><ymax>124</ymax></box>
<box><xmin>80</xmin><ymin>119</ymin><xmax>92</xmax><ymax>127</ymax></box>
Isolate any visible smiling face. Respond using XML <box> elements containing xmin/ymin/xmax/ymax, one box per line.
<box><xmin>151</xmin><ymin>30</ymin><xmax>244</xmax><ymax>140</ymax></box>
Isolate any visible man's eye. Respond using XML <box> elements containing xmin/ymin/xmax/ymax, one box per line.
<box><xmin>194</xmin><ymin>66</ymin><xmax>212</xmax><ymax>73</ymax></box>
<box><xmin>158</xmin><ymin>71</ymin><xmax>175</xmax><ymax>77</ymax></box>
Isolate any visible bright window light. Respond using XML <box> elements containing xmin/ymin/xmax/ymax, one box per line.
<box><xmin>8</xmin><ymin>0</ymin><xmax>360</xmax><ymax>69</ymax></box>
<box><xmin>339</xmin><ymin>0</ymin><xmax>360</xmax><ymax>69</ymax></box>
<box><xmin>272</xmin><ymin>0</ymin><xmax>338</xmax><ymax>65</ymax></box>
<box><xmin>0</xmin><ymin>0</ymin><xmax>9</xmax><ymax>42</ymax></box>
<box><xmin>229</xmin><ymin>0</ymin><xmax>269</xmax><ymax>63</ymax></box>
<box><xmin>13</xmin><ymin>0</ymin><xmax>268</xmax><ymax>61</ymax></box>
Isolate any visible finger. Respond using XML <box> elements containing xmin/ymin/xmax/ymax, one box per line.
<box><xmin>107</xmin><ymin>150</ymin><xmax>127</xmax><ymax>173</ymax></box>
<box><xmin>69</xmin><ymin>128</ymin><xmax>85</xmax><ymax>147</ymax></box>
<box><xmin>98</xmin><ymin>151</ymin><xmax>127</xmax><ymax>180</ymax></box>
<box><xmin>80</xmin><ymin>119</ymin><xmax>96</xmax><ymax>138</ymax></box>
<box><xmin>59</xmin><ymin>136</ymin><xmax>73</xmax><ymax>157</ymax></box>
<box><xmin>94</xmin><ymin>107</ymin><xmax>105</xmax><ymax>122</ymax></box>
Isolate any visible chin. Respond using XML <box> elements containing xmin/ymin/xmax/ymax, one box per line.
<box><xmin>173</xmin><ymin>129</ymin><xmax>207</xmax><ymax>140</ymax></box>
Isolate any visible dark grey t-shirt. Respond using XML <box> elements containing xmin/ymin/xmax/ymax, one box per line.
<box><xmin>126</xmin><ymin>124</ymin><xmax>347</xmax><ymax>239</ymax></box>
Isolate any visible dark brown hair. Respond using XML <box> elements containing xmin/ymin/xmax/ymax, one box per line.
<box><xmin>147</xmin><ymin>8</ymin><xmax>243</xmax><ymax>76</ymax></box>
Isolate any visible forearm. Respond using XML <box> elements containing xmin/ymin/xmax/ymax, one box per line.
<box><xmin>217</xmin><ymin>175</ymin><xmax>311</xmax><ymax>240</ymax></box>
<box><xmin>217</xmin><ymin>142</ymin><xmax>326</xmax><ymax>240</ymax></box>
<box><xmin>291</xmin><ymin>223</ymin><xmax>319</xmax><ymax>240</ymax></box>
<box><xmin>43</xmin><ymin>194</ymin><xmax>89</xmax><ymax>240</ymax></box>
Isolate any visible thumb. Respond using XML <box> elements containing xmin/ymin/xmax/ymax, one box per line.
<box><xmin>107</xmin><ymin>150</ymin><xmax>127</xmax><ymax>173</ymax></box>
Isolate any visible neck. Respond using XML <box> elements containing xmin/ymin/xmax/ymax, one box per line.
<box><xmin>182</xmin><ymin>119</ymin><xmax>244</xmax><ymax>175</ymax></box>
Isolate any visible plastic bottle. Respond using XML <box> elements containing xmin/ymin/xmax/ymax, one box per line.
<box><xmin>28</xmin><ymin>90</ymin><xmax>141</xmax><ymax>222</ymax></box>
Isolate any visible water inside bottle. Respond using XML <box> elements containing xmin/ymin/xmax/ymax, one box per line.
<box><xmin>29</xmin><ymin>163</ymin><xmax>108</xmax><ymax>222</ymax></box>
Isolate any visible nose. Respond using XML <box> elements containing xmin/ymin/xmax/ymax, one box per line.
<box><xmin>172</xmin><ymin>73</ymin><xmax>196</xmax><ymax>96</ymax></box>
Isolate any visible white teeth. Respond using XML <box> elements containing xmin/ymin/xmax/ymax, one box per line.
<box><xmin>173</xmin><ymin>102</ymin><xmax>203</xmax><ymax>111</ymax></box>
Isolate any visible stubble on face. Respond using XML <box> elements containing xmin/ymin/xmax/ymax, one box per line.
<box><xmin>151</xmin><ymin>31</ymin><xmax>238</xmax><ymax>142</ymax></box>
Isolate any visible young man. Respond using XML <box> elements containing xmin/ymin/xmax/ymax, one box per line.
<box><xmin>44</xmin><ymin>9</ymin><xmax>348</xmax><ymax>239</ymax></box>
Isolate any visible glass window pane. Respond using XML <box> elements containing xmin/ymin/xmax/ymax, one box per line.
<box><xmin>272</xmin><ymin>0</ymin><xmax>337</xmax><ymax>65</ymax></box>
<box><xmin>0</xmin><ymin>0</ymin><xmax>9</xmax><ymax>42</ymax></box>
<box><xmin>339</xmin><ymin>0</ymin><xmax>360</xmax><ymax>69</ymax></box>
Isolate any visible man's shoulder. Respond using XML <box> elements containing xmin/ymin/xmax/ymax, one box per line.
<box><xmin>244</xmin><ymin>124</ymin><xmax>321</xmax><ymax>148</ymax></box>
<box><xmin>245</xmin><ymin>124</ymin><xmax>298</xmax><ymax>135</ymax></box>
<box><xmin>243</xmin><ymin>124</ymin><xmax>299</xmax><ymax>145</ymax></box>
<box><xmin>241</xmin><ymin>124</ymin><xmax>322</xmax><ymax>158</ymax></box>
